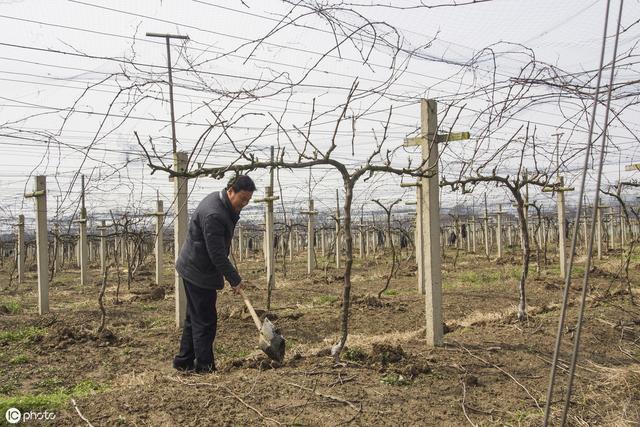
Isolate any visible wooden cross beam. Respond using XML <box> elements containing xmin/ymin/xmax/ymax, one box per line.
<box><xmin>624</xmin><ymin>163</ymin><xmax>640</xmax><ymax>172</ymax></box>
<box><xmin>254</xmin><ymin>195</ymin><xmax>280</xmax><ymax>203</ymax></box>
<box><xmin>404</xmin><ymin>132</ymin><xmax>471</xmax><ymax>147</ymax></box>
<box><xmin>542</xmin><ymin>178</ymin><xmax>575</xmax><ymax>193</ymax></box>
<box><xmin>24</xmin><ymin>190</ymin><xmax>46</xmax><ymax>198</ymax></box>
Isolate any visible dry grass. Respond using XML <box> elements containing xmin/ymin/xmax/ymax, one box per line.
<box><xmin>297</xmin><ymin>328</ymin><xmax>426</xmax><ymax>355</ymax></box>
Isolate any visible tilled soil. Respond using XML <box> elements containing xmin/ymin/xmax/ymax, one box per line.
<box><xmin>1</xmin><ymin>249</ymin><xmax>639</xmax><ymax>426</ymax></box>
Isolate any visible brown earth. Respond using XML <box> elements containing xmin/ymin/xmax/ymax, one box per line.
<box><xmin>1</xmin><ymin>247</ymin><xmax>639</xmax><ymax>426</ymax></box>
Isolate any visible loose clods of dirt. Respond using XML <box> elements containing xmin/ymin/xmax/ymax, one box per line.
<box><xmin>463</xmin><ymin>374</ymin><xmax>480</xmax><ymax>387</ymax></box>
<box><xmin>351</xmin><ymin>294</ymin><xmax>387</xmax><ymax>308</ymax></box>
<box><xmin>130</xmin><ymin>286</ymin><xmax>165</xmax><ymax>302</ymax></box>
<box><xmin>228</xmin><ymin>355</ymin><xmax>283</xmax><ymax>371</ymax></box>
<box><xmin>370</xmin><ymin>343</ymin><xmax>406</xmax><ymax>366</ymax></box>
<box><xmin>45</xmin><ymin>324</ymin><xmax>119</xmax><ymax>349</ymax></box>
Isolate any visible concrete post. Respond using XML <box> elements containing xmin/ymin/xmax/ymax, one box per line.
<box><xmin>404</xmin><ymin>99</ymin><xmax>469</xmax><ymax>346</ymax></box>
<box><xmin>173</xmin><ymin>152</ymin><xmax>189</xmax><ymax>328</ymax></box>
<box><xmin>237</xmin><ymin>225</ymin><xmax>243</xmax><ymax>262</ymax></box>
<box><xmin>302</xmin><ymin>199</ymin><xmax>318</xmax><ymax>274</ymax></box>
<box><xmin>254</xmin><ymin>186</ymin><xmax>279</xmax><ymax>308</ymax></box>
<box><xmin>16</xmin><ymin>214</ymin><xmax>25</xmax><ymax>284</ymax></box>
<box><xmin>418</xmin><ymin>99</ymin><xmax>443</xmax><ymax>346</ymax></box>
<box><xmin>335</xmin><ymin>190</ymin><xmax>341</xmax><ymax>269</ymax></box>
<box><xmin>608</xmin><ymin>207</ymin><xmax>615</xmax><ymax>250</ymax></box>
<box><xmin>365</xmin><ymin>229</ymin><xmax>370</xmax><ymax>257</ymax></box>
<box><xmin>25</xmin><ymin>176</ymin><xmax>49</xmax><ymax>314</ymax></box>
<box><xmin>53</xmin><ymin>223</ymin><xmax>61</xmax><ymax>274</ymax></box>
<box><xmin>597</xmin><ymin>206</ymin><xmax>603</xmax><ymax>260</ymax></box>
<box><xmin>542</xmin><ymin>176</ymin><xmax>572</xmax><ymax>279</ymax></box>
<box><xmin>155</xmin><ymin>199</ymin><xmax>164</xmax><ymax>286</ymax></box>
<box><xmin>78</xmin><ymin>174</ymin><xmax>89</xmax><ymax>286</ymax></box>
<box><xmin>620</xmin><ymin>207</ymin><xmax>626</xmax><ymax>248</ymax></box>
<box><xmin>496</xmin><ymin>205</ymin><xmax>503</xmax><ymax>259</ymax></box>
<box><xmin>99</xmin><ymin>220</ymin><xmax>107</xmax><ymax>276</ymax></box>
<box><xmin>288</xmin><ymin>221</ymin><xmax>293</xmax><ymax>261</ymax></box>
<box><xmin>358</xmin><ymin>220</ymin><xmax>365</xmax><ymax>259</ymax></box>
<box><xmin>466</xmin><ymin>218</ymin><xmax>471</xmax><ymax>252</ymax></box>
<box><xmin>483</xmin><ymin>194</ymin><xmax>490</xmax><ymax>257</ymax></box>
<box><xmin>405</xmin><ymin>99</ymin><xmax>450</xmax><ymax>346</ymax></box>
<box><xmin>402</xmin><ymin>183</ymin><xmax>424</xmax><ymax>294</ymax></box>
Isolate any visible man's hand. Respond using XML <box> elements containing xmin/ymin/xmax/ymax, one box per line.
<box><xmin>232</xmin><ymin>281</ymin><xmax>246</xmax><ymax>295</ymax></box>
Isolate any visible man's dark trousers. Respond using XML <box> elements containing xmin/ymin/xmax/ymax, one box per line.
<box><xmin>173</xmin><ymin>280</ymin><xmax>217</xmax><ymax>372</ymax></box>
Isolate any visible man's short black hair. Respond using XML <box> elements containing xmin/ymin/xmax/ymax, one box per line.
<box><xmin>226</xmin><ymin>175</ymin><xmax>256</xmax><ymax>193</ymax></box>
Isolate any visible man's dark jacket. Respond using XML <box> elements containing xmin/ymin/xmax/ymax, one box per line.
<box><xmin>176</xmin><ymin>190</ymin><xmax>242</xmax><ymax>290</ymax></box>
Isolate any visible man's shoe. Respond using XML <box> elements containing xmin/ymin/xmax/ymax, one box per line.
<box><xmin>173</xmin><ymin>360</ymin><xmax>195</xmax><ymax>372</ymax></box>
<box><xmin>194</xmin><ymin>362</ymin><xmax>216</xmax><ymax>374</ymax></box>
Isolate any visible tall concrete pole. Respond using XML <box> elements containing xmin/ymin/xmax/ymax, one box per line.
<box><xmin>302</xmin><ymin>199</ymin><xmax>318</xmax><ymax>274</ymax></box>
<box><xmin>543</xmin><ymin>176</ymin><xmax>573</xmax><ymax>279</ymax></box>
<box><xmin>99</xmin><ymin>220</ymin><xmax>107</xmax><ymax>276</ymax></box>
<box><xmin>401</xmin><ymin>182</ymin><xmax>423</xmax><ymax>294</ymax></box>
<box><xmin>483</xmin><ymin>193</ymin><xmax>490</xmax><ymax>258</ymax></box>
<box><xmin>25</xmin><ymin>176</ymin><xmax>49</xmax><ymax>314</ymax></box>
<box><xmin>173</xmin><ymin>152</ymin><xmax>189</xmax><ymax>328</ymax></box>
<box><xmin>155</xmin><ymin>198</ymin><xmax>164</xmax><ymax>286</ymax></box>
<box><xmin>496</xmin><ymin>205</ymin><xmax>503</xmax><ymax>259</ymax></box>
<box><xmin>78</xmin><ymin>174</ymin><xmax>89</xmax><ymax>285</ymax></box>
<box><xmin>597</xmin><ymin>205</ymin><xmax>603</xmax><ymax>260</ymax></box>
<box><xmin>255</xmin><ymin>186</ymin><xmax>279</xmax><ymax>309</ymax></box>
<box><xmin>16</xmin><ymin>214</ymin><xmax>25</xmax><ymax>284</ymax></box>
<box><xmin>404</xmin><ymin>99</ymin><xmax>469</xmax><ymax>346</ymax></box>
<box><xmin>335</xmin><ymin>189</ymin><xmax>341</xmax><ymax>269</ymax></box>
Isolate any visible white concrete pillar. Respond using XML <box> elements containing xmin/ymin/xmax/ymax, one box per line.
<box><xmin>16</xmin><ymin>214</ymin><xmax>25</xmax><ymax>284</ymax></box>
<box><xmin>155</xmin><ymin>199</ymin><xmax>164</xmax><ymax>286</ymax></box>
<box><xmin>173</xmin><ymin>152</ymin><xmax>189</xmax><ymax>328</ymax></box>
<box><xmin>26</xmin><ymin>176</ymin><xmax>49</xmax><ymax>314</ymax></box>
<box><xmin>99</xmin><ymin>220</ymin><xmax>107</xmax><ymax>276</ymax></box>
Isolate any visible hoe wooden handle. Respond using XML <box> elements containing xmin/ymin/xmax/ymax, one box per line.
<box><xmin>239</xmin><ymin>289</ymin><xmax>262</xmax><ymax>331</ymax></box>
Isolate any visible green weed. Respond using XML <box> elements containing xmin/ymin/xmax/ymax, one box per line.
<box><xmin>344</xmin><ymin>347</ymin><xmax>367</xmax><ymax>362</ymax></box>
<box><xmin>9</xmin><ymin>355</ymin><xmax>29</xmax><ymax>365</ymax></box>
<box><xmin>0</xmin><ymin>300</ymin><xmax>21</xmax><ymax>314</ymax></box>
<box><xmin>313</xmin><ymin>295</ymin><xmax>338</xmax><ymax>305</ymax></box>
<box><xmin>380</xmin><ymin>373</ymin><xmax>410</xmax><ymax>386</ymax></box>
<box><xmin>0</xmin><ymin>380</ymin><xmax>106</xmax><ymax>414</ymax></box>
<box><xmin>0</xmin><ymin>327</ymin><xmax>46</xmax><ymax>345</ymax></box>
<box><xmin>35</xmin><ymin>377</ymin><xmax>65</xmax><ymax>393</ymax></box>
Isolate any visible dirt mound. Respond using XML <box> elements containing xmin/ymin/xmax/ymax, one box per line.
<box><xmin>228</xmin><ymin>355</ymin><xmax>283</xmax><ymax>371</ymax></box>
<box><xmin>369</xmin><ymin>344</ymin><xmax>431</xmax><ymax>380</ymax></box>
<box><xmin>370</xmin><ymin>343</ymin><xmax>406</xmax><ymax>365</ymax></box>
<box><xmin>589</xmin><ymin>266</ymin><xmax>615</xmax><ymax>278</ymax></box>
<box><xmin>45</xmin><ymin>324</ymin><xmax>119</xmax><ymax>349</ymax></box>
<box><xmin>351</xmin><ymin>294</ymin><xmax>387</xmax><ymax>308</ymax></box>
<box><xmin>130</xmin><ymin>286</ymin><xmax>165</xmax><ymax>301</ymax></box>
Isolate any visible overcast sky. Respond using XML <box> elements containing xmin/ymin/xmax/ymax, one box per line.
<box><xmin>1</xmin><ymin>0</ymin><xmax>639</xmax><ymax>232</ymax></box>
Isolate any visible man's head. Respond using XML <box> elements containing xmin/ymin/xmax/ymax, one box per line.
<box><xmin>226</xmin><ymin>175</ymin><xmax>256</xmax><ymax>213</ymax></box>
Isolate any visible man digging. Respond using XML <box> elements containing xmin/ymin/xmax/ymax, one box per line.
<box><xmin>172</xmin><ymin>175</ymin><xmax>255</xmax><ymax>373</ymax></box>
